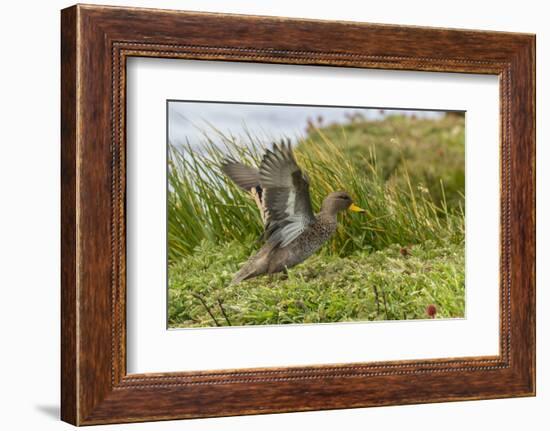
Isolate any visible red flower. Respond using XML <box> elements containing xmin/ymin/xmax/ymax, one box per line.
<box><xmin>426</xmin><ymin>304</ymin><xmax>437</xmax><ymax>318</ymax></box>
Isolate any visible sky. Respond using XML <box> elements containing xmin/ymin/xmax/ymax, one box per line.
<box><xmin>167</xmin><ymin>101</ymin><xmax>446</xmax><ymax>151</ymax></box>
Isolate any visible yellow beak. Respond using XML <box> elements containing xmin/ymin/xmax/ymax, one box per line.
<box><xmin>348</xmin><ymin>203</ymin><xmax>366</xmax><ymax>213</ymax></box>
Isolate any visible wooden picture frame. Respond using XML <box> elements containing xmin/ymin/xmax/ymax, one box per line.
<box><xmin>61</xmin><ymin>4</ymin><xmax>535</xmax><ymax>425</ymax></box>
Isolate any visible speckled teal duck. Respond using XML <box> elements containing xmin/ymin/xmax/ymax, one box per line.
<box><xmin>222</xmin><ymin>141</ymin><xmax>365</xmax><ymax>284</ymax></box>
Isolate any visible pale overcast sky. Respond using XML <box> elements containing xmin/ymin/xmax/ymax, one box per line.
<box><xmin>168</xmin><ymin>101</ymin><xmax>446</xmax><ymax>151</ymax></box>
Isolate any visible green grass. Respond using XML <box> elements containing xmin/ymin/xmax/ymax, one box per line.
<box><xmin>167</xmin><ymin>113</ymin><xmax>465</xmax><ymax>327</ymax></box>
<box><xmin>168</xmin><ymin>240</ymin><xmax>464</xmax><ymax>327</ymax></box>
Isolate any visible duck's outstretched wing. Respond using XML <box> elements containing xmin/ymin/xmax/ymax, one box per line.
<box><xmin>220</xmin><ymin>157</ymin><xmax>261</xmax><ymax>191</ymax></box>
<box><xmin>260</xmin><ymin>140</ymin><xmax>315</xmax><ymax>247</ymax></box>
<box><xmin>221</xmin><ymin>157</ymin><xmax>267</xmax><ymax>223</ymax></box>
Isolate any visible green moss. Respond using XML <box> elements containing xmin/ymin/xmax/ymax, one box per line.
<box><xmin>168</xmin><ymin>240</ymin><xmax>464</xmax><ymax>328</ymax></box>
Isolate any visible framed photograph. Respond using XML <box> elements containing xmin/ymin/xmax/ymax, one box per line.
<box><xmin>61</xmin><ymin>4</ymin><xmax>535</xmax><ymax>425</ymax></box>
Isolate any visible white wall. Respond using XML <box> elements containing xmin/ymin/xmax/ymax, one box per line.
<box><xmin>0</xmin><ymin>0</ymin><xmax>546</xmax><ymax>429</ymax></box>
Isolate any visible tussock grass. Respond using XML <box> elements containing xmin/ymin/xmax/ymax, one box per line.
<box><xmin>168</xmin><ymin>115</ymin><xmax>464</xmax><ymax>262</ymax></box>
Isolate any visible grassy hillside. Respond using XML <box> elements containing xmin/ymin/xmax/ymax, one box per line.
<box><xmin>304</xmin><ymin>112</ymin><xmax>465</xmax><ymax>209</ymax></box>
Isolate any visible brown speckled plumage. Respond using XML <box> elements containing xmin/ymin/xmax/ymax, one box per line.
<box><xmin>221</xmin><ymin>140</ymin><xmax>364</xmax><ymax>284</ymax></box>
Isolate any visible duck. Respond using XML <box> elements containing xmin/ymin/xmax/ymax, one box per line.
<box><xmin>221</xmin><ymin>140</ymin><xmax>365</xmax><ymax>285</ymax></box>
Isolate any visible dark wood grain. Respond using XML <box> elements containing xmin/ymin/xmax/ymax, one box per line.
<box><xmin>61</xmin><ymin>4</ymin><xmax>535</xmax><ymax>425</ymax></box>
<box><xmin>60</xmin><ymin>5</ymin><xmax>78</xmax><ymax>425</ymax></box>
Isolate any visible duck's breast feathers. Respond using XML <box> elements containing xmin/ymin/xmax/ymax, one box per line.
<box><xmin>260</xmin><ymin>140</ymin><xmax>315</xmax><ymax>248</ymax></box>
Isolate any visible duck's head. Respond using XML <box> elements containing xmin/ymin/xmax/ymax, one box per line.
<box><xmin>321</xmin><ymin>191</ymin><xmax>366</xmax><ymax>216</ymax></box>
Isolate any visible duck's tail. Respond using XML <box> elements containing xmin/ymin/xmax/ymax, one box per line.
<box><xmin>230</xmin><ymin>264</ymin><xmax>257</xmax><ymax>285</ymax></box>
<box><xmin>229</xmin><ymin>244</ymin><xmax>272</xmax><ymax>285</ymax></box>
